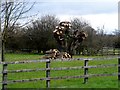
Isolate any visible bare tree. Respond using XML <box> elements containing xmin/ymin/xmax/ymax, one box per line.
<box><xmin>1</xmin><ymin>0</ymin><xmax>35</xmax><ymax>39</ymax></box>
<box><xmin>96</xmin><ymin>26</ymin><xmax>106</xmax><ymax>55</ymax></box>
<box><xmin>26</xmin><ymin>15</ymin><xmax>59</xmax><ymax>53</ymax></box>
<box><xmin>113</xmin><ymin>29</ymin><xmax>120</xmax><ymax>55</ymax></box>
<box><xmin>70</xmin><ymin>18</ymin><xmax>91</xmax><ymax>55</ymax></box>
<box><xmin>71</xmin><ymin>18</ymin><xmax>89</xmax><ymax>31</ymax></box>
<box><xmin>0</xmin><ymin>0</ymin><xmax>35</xmax><ymax>59</ymax></box>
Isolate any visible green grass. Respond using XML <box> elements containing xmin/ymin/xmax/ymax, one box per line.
<box><xmin>5</xmin><ymin>53</ymin><xmax>42</xmax><ymax>62</ymax></box>
<box><xmin>0</xmin><ymin>53</ymin><xmax>119</xmax><ymax>88</ymax></box>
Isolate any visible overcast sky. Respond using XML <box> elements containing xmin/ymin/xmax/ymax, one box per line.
<box><xmin>25</xmin><ymin>0</ymin><xmax>119</xmax><ymax>34</ymax></box>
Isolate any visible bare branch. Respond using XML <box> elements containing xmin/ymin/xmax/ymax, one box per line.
<box><xmin>1</xmin><ymin>0</ymin><xmax>36</xmax><ymax>42</ymax></box>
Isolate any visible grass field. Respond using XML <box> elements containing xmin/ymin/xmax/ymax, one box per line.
<box><xmin>0</xmin><ymin>53</ymin><xmax>119</xmax><ymax>88</ymax></box>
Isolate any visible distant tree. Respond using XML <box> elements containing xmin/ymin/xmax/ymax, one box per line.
<box><xmin>71</xmin><ymin>18</ymin><xmax>89</xmax><ymax>31</ymax></box>
<box><xmin>5</xmin><ymin>24</ymin><xmax>22</xmax><ymax>52</ymax></box>
<box><xmin>82</xmin><ymin>26</ymin><xmax>97</xmax><ymax>55</ymax></box>
<box><xmin>26</xmin><ymin>15</ymin><xmax>59</xmax><ymax>53</ymax></box>
<box><xmin>113</xmin><ymin>29</ymin><xmax>120</xmax><ymax>48</ymax></box>
<box><xmin>70</xmin><ymin>18</ymin><xmax>96</xmax><ymax>55</ymax></box>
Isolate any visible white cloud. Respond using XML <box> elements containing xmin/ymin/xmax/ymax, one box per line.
<box><xmin>83</xmin><ymin>13</ymin><xmax>118</xmax><ymax>33</ymax></box>
<box><xmin>33</xmin><ymin>1</ymin><xmax>117</xmax><ymax>16</ymax></box>
<box><xmin>58</xmin><ymin>13</ymin><xmax>118</xmax><ymax>34</ymax></box>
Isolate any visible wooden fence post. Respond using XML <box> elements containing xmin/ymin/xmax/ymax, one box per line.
<box><xmin>46</xmin><ymin>59</ymin><xmax>50</xmax><ymax>88</ymax></box>
<box><xmin>2</xmin><ymin>64</ymin><xmax>8</xmax><ymax>90</ymax></box>
<box><xmin>84</xmin><ymin>59</ymin><xmax>88</xmax><ymax>84</ymax></box>
<box><xmin>1</xmin><ymin>33</ymin><xmax>7</xmax><ymax>89</ymax></box>
<box><xmin>118</xmin><ymin>57</ymin><xmax>120</xmax><ymax>80</ymax></box>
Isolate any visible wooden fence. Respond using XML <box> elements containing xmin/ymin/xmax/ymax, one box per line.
<box><xmin>0</xmin><ymin>56</ymin><xmax>119</xmax><ymax>89</ymax></box>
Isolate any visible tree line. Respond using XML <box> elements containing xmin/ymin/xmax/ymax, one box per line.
<box><xmin>4</xmin><ymin>15</ymin><xmax>119</xmax><ymax>55</ymax></box>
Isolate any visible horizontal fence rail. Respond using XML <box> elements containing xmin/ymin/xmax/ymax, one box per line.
<box><xmin>1</xmin><ymin>64</ymin><xmax>119</xmax><ymax>74</ymax></box>
<box><xmin>0</xmin><ymin>56</ymin><xmax>118</xmax><ymax>65</ymax></box>
<box><xmin>0</xmin><ymin>56</ymin><xmax>119</xmax><ymax>89</ymax></box>
<box><xmin>0</xmin><ymin>59</ymin><xmax>50</xmax><ymax>65</ymax></box>
<box><xmin>1</xmin><ymin>73</ymin><xmax>119</xmax><ymax>84</ymax></box>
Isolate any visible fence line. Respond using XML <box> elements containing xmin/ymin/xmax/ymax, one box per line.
<box><xmin>1</xmin><ymin>64</ymin><xmax>119</xmax><ymax>74</ymax></box>
<box><xmin>0</xmin><ymin>57</ymin><xmax>119</xmax><ymax>89</ymax></box>
<box><xmin>1</xmin><ymin>73</ymin><xmax>119</xmax><ymax>84</ymax></box>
